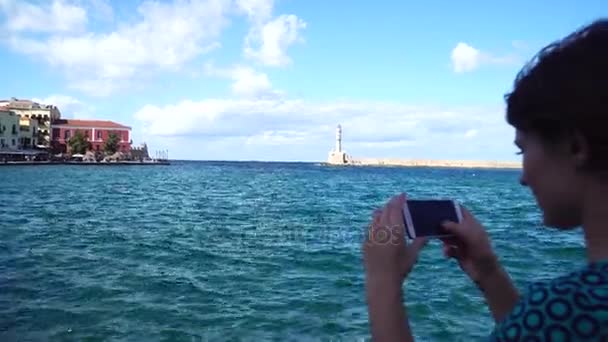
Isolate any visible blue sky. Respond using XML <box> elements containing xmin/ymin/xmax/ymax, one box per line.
<box><xmin>0</xmin><ymin>0</ymin><xmax>605</xmax><ymax>161</ymax></box>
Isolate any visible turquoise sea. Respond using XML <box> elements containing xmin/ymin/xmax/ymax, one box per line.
<box><xmin>1</xmin><ymin>161</ymin><xmax>588</xmax><ymax>341</ymax></box>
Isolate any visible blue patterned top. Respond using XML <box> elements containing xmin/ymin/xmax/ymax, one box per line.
<box><xmin>490</xmin><ymin>259</ymin><xmax>608</xmax><ymax>341</ymax></box>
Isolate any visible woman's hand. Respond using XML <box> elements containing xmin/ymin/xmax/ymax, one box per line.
<box><xmin>441</xmin><ymin>205</ymin><xmax>520</xmax><ymax>322</ymax></box>
<box><xmin>363</xmin><ymin>193</ymin><xmax>429</xmax><ymax>286</ymax></box>
<box><xmin>363</xmin><ymin>193</ymin><xmax>429</xmax><ymax>342</ymax></box>
<box><xmin>441</xmin><ymin>206</ymin><xmax>499</xmax><ymax>284</ymax></box>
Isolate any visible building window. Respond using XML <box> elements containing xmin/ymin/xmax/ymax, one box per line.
<box><xmin>12</xmin><ymin>139</ymin><xmax>15</xmax><ymax>146</ymax></box>
<box><xmin>97</xmin><ymin>130</ymin><xmax>102</xmax><ymax>140</ymax></box>
<box><xmin>12</xmin><ymin>124</ymin><xmax>17</xmax><ymax>135</ymax></box>
<box><xmin>65</xmin><ymin>130</ymin><xmax>71</xmax><ymax>140</ymax></box>
<box><xmin>0</xmin><ymin>138</ymin><xmax>4</xmax><ymax>147</ymax></box>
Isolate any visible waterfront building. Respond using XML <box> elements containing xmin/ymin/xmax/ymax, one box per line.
<box><xmin>51</xmin><ymin>119</ymin><xmax>132</xmax><ymax>154</ymax></box>
<box><xmin>130</xmin><ymin>143</ymin><xmax>151</xmax><ymax>161</ymax></box>
<box><xmin>18</xmin><ymin>116</ymin><xmax>39</xmax><ymax>149</ymax></box>
<box><xmin>0</xmin><ymin>109</ymin><xmax>19</xmax><ymax>149</ymax></box>
<box><xmin>1</xmin><ymin>97</ymin><xmax>61</xmax><ymax>148</ymax></box>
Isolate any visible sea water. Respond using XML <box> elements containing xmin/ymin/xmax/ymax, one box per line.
<box><xmin>0</xmin><ymin>161</ymin><xmax>587</xmax><ymax>341</ymax></box>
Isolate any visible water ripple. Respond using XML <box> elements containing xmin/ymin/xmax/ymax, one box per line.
<box><xmin>0</xmin><ymin>162</ymin><xmax>586</xmax><ymax>340</ymax></box>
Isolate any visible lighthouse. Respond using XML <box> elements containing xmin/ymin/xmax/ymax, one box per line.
<box><xmin>327</xmin><ymin>124</ymin><xmax>348</xmax><ymax>165</ymax></box>
<box><xmin>335</xmin><ymin>124</ymin><xmax>342</xmax><ymax>153</ymax></box>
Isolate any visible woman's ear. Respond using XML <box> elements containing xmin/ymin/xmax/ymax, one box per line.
<box><xmin>570</xmin><ymin>130</ymin><xmax>590</xmax><ymax>168</ymax></box>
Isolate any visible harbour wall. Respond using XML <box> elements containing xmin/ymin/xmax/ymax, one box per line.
<box><xmin>326</xmin><ymin>154</ymin><xmax>521</xmax><ymax>169</ymax></box>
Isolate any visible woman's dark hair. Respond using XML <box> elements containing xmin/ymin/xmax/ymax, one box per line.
<box><xmin>505</xmin><ymin>18</ymin><xmax>608</xmax><ymax>169</ymax></box>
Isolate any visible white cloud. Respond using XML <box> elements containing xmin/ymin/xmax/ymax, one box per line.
<box><xmin>355</xmin><ymin>140</ymin><xmax>419</xmax><ymax>149</ymax></box>
<box><xmin>1</xmin><ymin>0</ymin><xmax>87</xmax><ymax>33</ymax></box>
<box><xmin>3</xmin><ymin>0</ymin><xmax>232</xmax><ymax>96</ymax></box>
<box><xmin>464</xmin><ymin>129</ymin><xmax>478</xmax><ymax>138</ymax></box>
<box><xmin>451</xmin><ymin>42</ymin><xmax>481</xmax><ymax>73</ymax></box>
<box><xmin>204</xmin><ymin>63</ymin><xmax>282</xmax><ymax>98</ymax></box>
<box><xmin>133</xmin><ymin>98</ymin><xmax>508</xmax><ymax>155</ymax></box>
<box><xmin>244</xmin><ymin>14</ymin><xmax>306</xmax><ymax>67</ymax></box>
<box><xmin>133</xmin><ymin>97</ymin><xmax>518</xmax><ymax>161</ymax></box>
<box><xmin>245</xmin><ymin>129</ymin><xmax>308</xmax><ymax>146</ymax></box>
<box><xmin>451</xmin><ymin>42</ymin><xmax>520</xmax><ymax>73</ymax></box>
<box><xmin>230</xmin><ymin>68</ymin><xmax>274</xmax><ymax>98</ymax></box>
<box><xmin>2</xmin><ymin>0</ymin><xmax>307</xmax><ymax>95</ymax></box>
<box><xmin>236</xmin><ymin>0</ymin><xmax>273</xmax><ymax>23</ymax></box>
<box><xmin>32</xmin><ymin>95</ymin><xmax>92</xmax><ymax>118</ymax></box>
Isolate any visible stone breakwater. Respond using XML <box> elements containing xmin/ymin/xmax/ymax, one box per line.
<box><xmin>327</xmin><ymin>157</ymin><xmax>521</xmax><ymax>169</ymax></box>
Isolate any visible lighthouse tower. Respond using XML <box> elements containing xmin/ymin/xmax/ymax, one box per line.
<box><xmin>327</xmin><ymin>124</ymin><xmax>348</xmax><ymax>164</ymax></box>
<box><xmin>335</xmin><ymin>124</ymin><xmax>342</xmax><ymax>153</ymax></box>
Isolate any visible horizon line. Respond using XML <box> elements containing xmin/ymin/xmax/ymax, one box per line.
<box><xmin>168</xmin><ymin>157</ymin><xmax>521</xmax><ymax>164</ymax></box>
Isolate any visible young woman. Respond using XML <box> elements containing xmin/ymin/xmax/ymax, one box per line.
<box><xmin>363</xmin><ymin>19</ymin><xmax>608</xmax><ymax>341</ymax></box>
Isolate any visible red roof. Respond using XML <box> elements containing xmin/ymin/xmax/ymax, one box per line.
<box><xmin>53</xmin><ymin>119</ymin><xmax>131</xmax><ymax>130</ymax></box>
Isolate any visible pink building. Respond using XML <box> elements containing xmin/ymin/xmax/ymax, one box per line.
<box><xmin>51</xmin><ymin>119</ymin><xmax>131</xmax><ymax>154</ymax></box>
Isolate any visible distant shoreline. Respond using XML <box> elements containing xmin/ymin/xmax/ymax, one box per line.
<box><xmin>0</xmin><ymin>160</ymin><xmax>170</xmax><ymax>166</ymax></box>
<box><xmin>176</xmin><ymin>159</ymin><xmax>522</xmax><ymax>168</ymax></box>
<box><xmin>324</xmin><ymin>158</ymin><xmax>522</xmax><ymax>169</ymax></box>
<box><xmin>0</xmin><ymin>159</ymin><xmax>520</xmax><ymax>169</ymax></box>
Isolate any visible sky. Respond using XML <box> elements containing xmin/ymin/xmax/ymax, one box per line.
<box><xmin>0</xmin><ymin>0</ymin><xmax>605</xmax><ymax>162</ymax></box>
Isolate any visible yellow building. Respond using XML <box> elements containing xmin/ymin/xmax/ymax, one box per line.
<box><xmin>2</xmin><ymin>97</ymin><xmax>61</xmax><ymax>148</ymax></box>
<box><xmin>19</xmin><ymin>116</ymin><xmax>39</xmax><ymax>149</ymax></box>
<box><xmin>0</xmin><ymin>109</ymin><xmax>20</xmax><ymax>149</ymax></box>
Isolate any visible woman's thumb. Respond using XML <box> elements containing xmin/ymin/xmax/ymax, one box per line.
<box><xmin>441</xmin><ymin>220</ymin><xmax>463</xmax><ymax>237</ymax></box>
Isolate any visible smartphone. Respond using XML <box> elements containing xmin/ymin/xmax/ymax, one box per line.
<box><xmin>402</xmin><ymin>199</ymin><xmax>462</xmax><ymax>239</ymax></box>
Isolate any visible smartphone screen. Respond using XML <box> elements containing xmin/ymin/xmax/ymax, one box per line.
<box><xmin>403</xmin><ymin>200</ymin><xmax>461</xmax><ymax>239</ymax></box>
